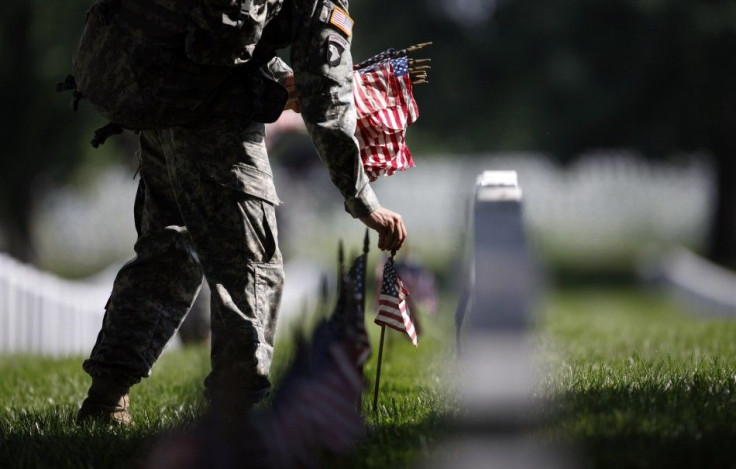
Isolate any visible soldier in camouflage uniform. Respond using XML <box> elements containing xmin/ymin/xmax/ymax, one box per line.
<box><xmin>75</xmin><ymin>0</ymin><xmax>407</xmax><ymax>425</ymax></box>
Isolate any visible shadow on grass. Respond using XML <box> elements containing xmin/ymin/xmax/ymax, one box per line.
<box><xmin>577</xmin><ymin>434</ymin><xmax>736</xmax><ymax>469</ymax></box>
<box><xmin>329</xmin><ymin>408</ymin><xmax>452</xmax><ymax>469</ymax></box>
<box><xmin>0</xmin><ymin>405</ymin><xmax>204</xmax><ymax>469</ymax></box>
<box><xmin>546</xmin><ymin>378</ymin><xmax>736</xmax><ymax>469</ymax></box>
<box><xmin>1</xmin><ymin>404</ymin><xmax>451</xmax><ymax>469</ymax></box>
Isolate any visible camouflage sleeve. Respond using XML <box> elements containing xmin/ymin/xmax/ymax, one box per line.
<box><xmin>290</xmin><ymin>0</ymin><xmax>380</xmax><ymax>218</ymax></box>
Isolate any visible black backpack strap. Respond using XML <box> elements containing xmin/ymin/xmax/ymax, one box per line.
<box><xmin>91</xmin><ymin>122</ymin><xmax>124</xmax><ymax>148</ymax></box>
<box><xmin>56</xmin><ymin>74</ymin><xmax>85</xmax><ymax>111</ymax></box>
<box><xmin>55</xmin><ymin>74</ymin><xmax>76</xmax><ymax>92</ymax></box>
<box><xmin>57</xmin><ymin>74</ymin><xmax>125</xmax><ymax>147</ymax></box>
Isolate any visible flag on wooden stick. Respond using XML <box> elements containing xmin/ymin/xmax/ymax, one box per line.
<box><xmin>375</xmin><ymin>257</ymin><xmax>418</xmax><ymax>346</ymax></box>
<box><xmin>348</xmin><ymin>252</ymin><xmax>372</xmax><ymax>366</ymax></box>
<box><xmin>329</xmin><ymin>237</ymin><xmax>372</xmax><ymax>367</ymax></box>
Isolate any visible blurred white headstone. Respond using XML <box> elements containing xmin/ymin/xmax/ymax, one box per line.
<box><xmin>434</xmin><ymin>171</ymin><xmax>574</xmax><ymax>468</ymax></box>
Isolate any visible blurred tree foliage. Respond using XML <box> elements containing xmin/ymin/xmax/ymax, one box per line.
<box><xmin>351</xmin><ymin>0</ymin><xmax>736</xmax><ymax>264</ymax></box>
<box><xmin>352</xmin><ymin>0</ymin><xmax>735</xmax><ymax>157</ymax></box>
<box><xmin>0</xmin><ymin>1</ymin><xmax>115</xmax><ymax>262</ymax></box>
<box><xmin>1</xmin><ymin>0</ymin><xmax>735</xmax><ymax>264</ymax></box>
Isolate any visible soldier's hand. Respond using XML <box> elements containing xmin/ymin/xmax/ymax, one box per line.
<box><xmin>282</xmin><ymin>74</ymin><xmax>301</xmax><ymax>113</ymax></box>
<box><xmin>359</xmin><ymin>207</ymin><xmax>407</xmax><ymax>251</ymax></box>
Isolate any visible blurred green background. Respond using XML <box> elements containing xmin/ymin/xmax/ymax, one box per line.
<box><xmin>0</xmin><ymin>0</ymin><xmax>734</xmax><ymax>283</ymax></box>
<box><xmin>1</xmin><ymin>3</ymin><xmax>736</xmax><ymax>466</ymax></box>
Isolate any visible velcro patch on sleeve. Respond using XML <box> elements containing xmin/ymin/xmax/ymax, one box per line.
<box><xmin>329</xmin><ymin>6</ymin><xmax>354</xmax><ymax>37</ymax></box>
<box><xmin>326</xmin><ymin>34</ymin><xmax>348</xmax><ymax>66</ymax></box>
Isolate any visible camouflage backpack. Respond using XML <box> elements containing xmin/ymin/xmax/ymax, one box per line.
<box><xmin>61</xmin><ymin>0</ymin><xmax>288</xmax><ymax>146</ymax></box>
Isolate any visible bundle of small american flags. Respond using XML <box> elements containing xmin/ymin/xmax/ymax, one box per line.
<box><xmin>353</xmin><ymin>43</ymin><xmax>431</xmax><ymax>181</ymax></box>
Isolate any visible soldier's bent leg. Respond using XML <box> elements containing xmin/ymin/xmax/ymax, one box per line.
<box><xmin>82</xmin><ymin>130</ymin><xmax>204</xmax><ymax>389</ymax></box>
<box><xmin>162</xmin><ymin>120</ymin><xmax>284</xmax><ymax>410</ymax></box>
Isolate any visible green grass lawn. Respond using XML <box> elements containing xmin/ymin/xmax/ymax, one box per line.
<box><xmin>3</xmin><ymin>288</ymin><xmax>736</xmax><ymax>468</ymax></box>
<box><xmin>539</xmin><ymin>288</ymin><xmax>736</xmax><ymax>468</ymax></box>
<box><xmin>0</xmin><ymin>308</ymin><xmax>454</xmax><ymax>468</ymax></box>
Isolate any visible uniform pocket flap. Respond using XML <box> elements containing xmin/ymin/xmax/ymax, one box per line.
<box><xmin>202</xmin><ymin>162</ymin><xmax>282</xmax><ymax>205</ymax></box>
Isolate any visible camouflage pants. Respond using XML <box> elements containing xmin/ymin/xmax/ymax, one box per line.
<box><xmin>83</xmin><ymin>119</ymin><xmax>284</xmax><ymax>403</ymax></box>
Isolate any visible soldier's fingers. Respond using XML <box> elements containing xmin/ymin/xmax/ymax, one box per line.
<box><xmin>385</xmin><ymin>222</ymin><xmax>400</xmax><ymax>251</ymax></box>
<box><xmin>386</xmin><ymin>217</ymin><xmax>404</xmax><ymax>251</ymax></box>
<box><xmin>395</xmin><ymin>222</ymin><xmax>407</xmax><ymax>250</ymax></box>
<box><xmin>390</xmin><ymin>232</ymin><xmax>402</xmax><ymax>251</ymax></box>
<box><xmin>377</xmin><ymin>229</ymin><xmax>389</xmax><ymax>250</ymax></box>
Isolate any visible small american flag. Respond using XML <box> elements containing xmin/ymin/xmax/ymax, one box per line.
<box><xmin>374</xmin><ymin>257</ymin><xmax>418</xmax><ymax>346</ymax></box>
<box><xmin>260</xmin><ymin>328</ymin><xmax>366</xmax><ymax>467</ymax></box>
<box><xmin>353</xmin><ymin>55</ymin><xmax>418</xmax><ymax>181</ymax></box>
<box><xmin>348</xmin><ymin>253</ymin><xmax>372</xmax><ymax>366</ymax></box>
<box><xmin>148</xmin><ymin>320</ymin><xmax>367</xmax><ymax>468</ymax></box>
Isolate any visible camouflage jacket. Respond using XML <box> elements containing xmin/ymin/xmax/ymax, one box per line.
<box><xmin>203</xmin><ymin>0</ymin><xmax>381</xmax><ymax>217</ymax></box>
<box><xmin>73</xmin><ymin>0</ymin><xmax>378</xmax><ymax>218</ymax></box>
<box><xmin>189</xmin><ymin>0</ymin><xmax>381</xmax><ymax>217</ymax></box>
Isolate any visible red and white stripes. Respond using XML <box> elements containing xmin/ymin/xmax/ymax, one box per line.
<box><xmin>375</xmin><ymin>292</ymin><xmax>418</xmax><ymax>347</ymax></box>
<box><xmin>353</xmin><ymin>61</ymin><xmax>418</xmax><ymax>181</ymax></box>
<box><xmin>374</xmin><ymin>258</ymin><xmax>418</xmax><ymax>347</ymax></box>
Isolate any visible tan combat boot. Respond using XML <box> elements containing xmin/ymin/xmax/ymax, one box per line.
<box><xmin>76</xmin><ymin>378</ymin><xmax>133</xmax><ymax>426</ymax></box>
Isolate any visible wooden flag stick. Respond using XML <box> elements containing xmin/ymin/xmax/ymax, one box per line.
<box><xmin>372</xmin><ymin>248</ymin><xmax>397</xmax><ymax>413</ymax></box>
<box><xmin>362</xmin><ymin>229</ymin><xmax>369</xmax><ymax>314</ymax></box>
<box><xmin>357</xmin><ymin>230</ymin><xmax>370</xmax><ymax>412</ymax></box>
<box><xmin>337</xmin><ymin>240</ymin><xmax>345</xmax><ymax>293</ymax></box>
<box><xmin>372</xmin><ymin>324</ymin><xmax>387</xmax><ymax>414</ymax></box>
<box><xmin>319</xmin><ymin>273</ymin><xmax>329</xmax><ymax>312</ymax></box>
<box><xmin>400</xmin><ymin>42</ymin><xmax>433</xmax><ymax>55</ymax></box>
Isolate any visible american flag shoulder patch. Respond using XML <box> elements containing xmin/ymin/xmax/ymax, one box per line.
<box><xmin>329</xmin><ymin>6</ymin><xmax>354</xmax><ymax>37</ymax></box>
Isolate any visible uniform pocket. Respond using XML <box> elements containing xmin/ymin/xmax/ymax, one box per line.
<box><xmin>240</xmin><ymin>195</ymin><xmax>280</xmax><ymax>263</ymax></box>
<box><xmin>253</xmin><ymin>262</ymin><xmax>284</xmax><ymax>345</ymax></box>
<box><xmin>197</xmin><ymin>157</ymin><xmax>281</xmax><ymax>263</ymax></box>
<box><xmin>200</xmin><ymin>161</ymin><xmax>282</xmax><ymax>206</ymax></box>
